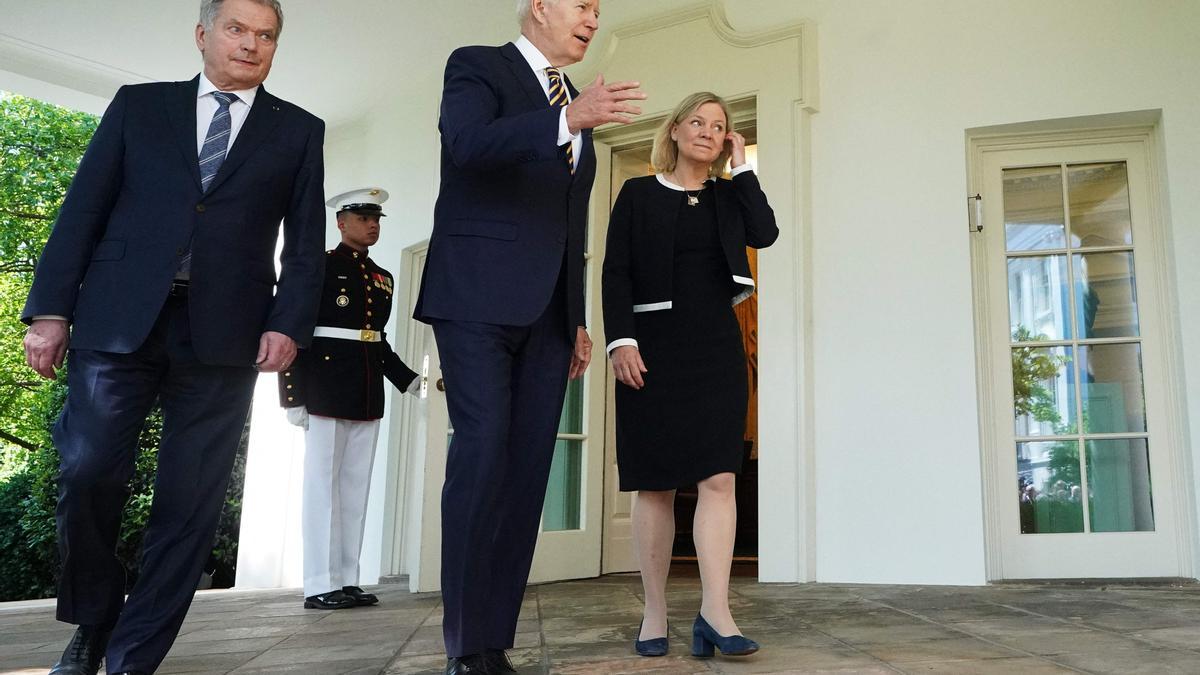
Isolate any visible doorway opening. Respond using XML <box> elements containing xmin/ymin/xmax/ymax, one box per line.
<box><xmin>603</xmin><ymin>126</ymin><xmax>762</xmax><ymax>574</ymax></box>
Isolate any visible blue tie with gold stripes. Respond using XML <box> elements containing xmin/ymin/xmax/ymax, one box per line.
<box><xmin>545</xmin><ymin>67</ymin><xmax>574</xmax><ymax>175</ymax></box>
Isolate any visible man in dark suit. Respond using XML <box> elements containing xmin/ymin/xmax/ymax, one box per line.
<box><xmin>414</xmin><ymin>1</ymin><xmax>643</xmax><ymax>672</ymax></box>
<box><xmin>21</xmin><ymin>1</ymin><xmax>325</xmax><ymax>673</ymax></box>
<box><xmin>277</xmin><ymin>187</ymin><xmax>419</xmax><ymax>612</ymax></box>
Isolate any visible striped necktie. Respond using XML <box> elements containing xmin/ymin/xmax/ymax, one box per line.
<box><xmin>179</xmin><ymin>91</ymin><xmax>238</xmax><ymax>280</ymax></box>
<box><xmin>545</xmin><ymin>67</ymin><xmax>574</xmax><ymax>175</ymax></box>
<box><xmin>199</xmin><ymin>91</ymin><xmax>239</xmax><ymax>192</ymax></box>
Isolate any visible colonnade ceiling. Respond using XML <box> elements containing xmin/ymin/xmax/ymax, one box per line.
<box><xmin>0</xmin><ymin>0</ymin><xmax>764</xmax><ymax>125</ymax></box>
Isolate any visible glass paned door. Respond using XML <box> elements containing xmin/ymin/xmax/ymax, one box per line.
<box><xmin>982</xmin><ymin>138</ymin><xmax>1182</xmax><ymax>579</ymax></box>
<box><xmin>1005</xmin><ymin>161</ymin><xmax>1151</xmax><ymax>535</ymax></box>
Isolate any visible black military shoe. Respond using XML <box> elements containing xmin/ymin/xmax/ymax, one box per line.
<box><xmin>303</xmin><ymin>590</ymin><xmax>356</xmax><ymax>610</ymax></box>
<box><xmin>341</xmin><ymin>585</ymin><xmax>379</xmax><ymax>606</ymax></box>
<box><xmin>484</xmin><ymin>648</ymin><xmax>516</xmax><ymax>672</ymax></box>
<box><xmin>445</xmin><ymin>654</ymin><xmax>492</xmax><ymax>674</ymax></box>
<box><xmin>49</xmin><ymin>625</ymin><xmax>111</xmax><ymax>675</ymax></box>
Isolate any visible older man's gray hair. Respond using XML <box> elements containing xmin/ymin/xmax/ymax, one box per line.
<box><xmin>200</xmin><ymin>0</ymin><xmax>285</xmax><ymax>38</ymax></box>
<box><xmin>516</xmin><ymin>0</ymin><xmax>562</xmax><ymax>25</ymax></box>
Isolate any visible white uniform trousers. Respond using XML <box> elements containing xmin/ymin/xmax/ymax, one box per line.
<box><xmin>302</xmin><ymin>414</ymin><xmax>381</xmax><ymax>597</ymax></box>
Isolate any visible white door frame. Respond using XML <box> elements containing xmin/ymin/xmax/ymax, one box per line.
<box><xmin>576</xmin><ymin>3</ymin><xmax>818</xmax><ymax>584</ymax></box>
<box><xmin>967</xmin><ymin>113</ymin><xmax>1197</xmax><ymax>580</ymax></box>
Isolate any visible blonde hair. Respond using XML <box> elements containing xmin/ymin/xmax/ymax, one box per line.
<box><xmin>650</xmin><ymin>92</ymin><xmax>734</xmax><ymax>176</ymax></box>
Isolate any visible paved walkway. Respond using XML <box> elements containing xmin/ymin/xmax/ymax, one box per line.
<box><xmin>4</xmin><ymin>575</ymin><xmax>1200</xmax><ymax>674</ymax></box>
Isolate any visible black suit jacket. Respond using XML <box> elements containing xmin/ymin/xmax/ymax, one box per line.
<box><xmin>601</xmin><ymin>172</ymin><xmax>779</xmax><ymax>347</ymax></box>
<box><xmin>22</xmin><ymin>76</ymin><xmax>326</xmax><ymax>366</ymax></box>
<box><xmin>413</xmin><ymin>42</ymin><xmax>595</xmax><ymax>331</ymax></box>
<box><xmin>278</xmin><ymin>243</ymin><xmax>418</xmax><ymax>420</ymax></box>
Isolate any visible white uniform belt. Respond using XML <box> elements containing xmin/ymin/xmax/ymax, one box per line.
<box><xmin>313</xmin><ymin>326</ymin><xmax>382</xmax><ymax>342</ymax></box>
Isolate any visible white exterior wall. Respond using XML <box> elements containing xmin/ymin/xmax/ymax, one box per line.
<box><xmin>3</xmin><ymin>0</ymin><xmax>1198</xmax><ymax>589</ymax></box>
<box><xmin>724</xmin><ymin>0</ymin><xmax>1200</xmax><ymax>584</ymax></box>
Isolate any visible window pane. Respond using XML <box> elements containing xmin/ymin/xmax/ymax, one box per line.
<box><xmin>1017</xmin><ymin>440</ymin><xmax>1084</xmax><ymax>534</ymax></box>
<box><xmin>1075</xmin><ymin>252</ymin><xmax>1139</xmax><ymax>338</ymax></box>
<box><xmin>1004</xmin><ymin>166</ymin><xmax>1066</xmax><ymax>251</ymax></box>
<box><xmin>558</xmin><ymin>376</ymin><xmax>583</xmax><ymax>434</ymax></box>
<box><xmin>1008</xmin><ymin>255</ymin><xmax>1071</xmax><ymax>341</ymax></box>
<box><xmin>1069</xmin><ymin>162</ymin><xmax>1132</xmax><ymax>248</ymax></box>
<box><xmin>542</xmin><ymin>439</ymin><xmax>582</xmax><ymax>532</ymax></box>
<box><xmin>1012</xmin><ymin>345</ymin><xmax>1077</xmax><ymax>437</ymax></box>
<box><xmin>1087</xmin><ymin>439</ymin><xmax>1154</xmax><ymax>532</ymax></box>
<box><xmin>1079</xmin><ymin>343</ymin><xmax>1146</xmax><ymax>434</ymax></box>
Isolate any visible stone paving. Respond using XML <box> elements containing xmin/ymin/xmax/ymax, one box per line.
<box><xmin>4</xmin><ymin>575</ymin><xmax>1200</xmax><ymax>674</ymax></box>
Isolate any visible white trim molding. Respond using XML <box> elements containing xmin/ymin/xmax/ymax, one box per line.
<box><xmin>579</xmin><ymin>1</ymin><xmax>819</xmax><ymax>114</ymax></box>
<box><xmin>586</xmin><ymin>1</ymin><xmax>818</xmax><ymax>584</ymax></box>
<box><xmin>967</xmin><ymin>110</ymin><xmax>1196</xmax><ymax>581</ymax></box>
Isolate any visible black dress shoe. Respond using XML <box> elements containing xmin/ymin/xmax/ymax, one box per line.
<box><xmin>109</xmin><ymin>671</ymin><xmax>149</xmax><ymax>674</ymax></box>
<box><xmin>445</xmin><ymin>654</ymin><xmax>492</xmax><ymax>674</ymax></box>
<box><xmin>484</xmin><ymin>648</ymin><xmax>516</xmax><ymax>672</ymax></box>
<box><xmin>49</xmin><ymin>625</ymin><xmax>111</xmax><ymax>675</ymax></box>
<box><xmin>303</xmin><ymin>589</ymin><xmax>357</xmax><ymax>610</ymax></box>
<box><xmin>341</xmin><ymin>585</ymin><xmax>379</xmax><ymax>606</ymax></box>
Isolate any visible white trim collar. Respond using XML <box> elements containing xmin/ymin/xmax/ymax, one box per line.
<box><xmin>655</xmin><ymin>173</ymin><xmax>715</xmax><ymax>192</ymax></box>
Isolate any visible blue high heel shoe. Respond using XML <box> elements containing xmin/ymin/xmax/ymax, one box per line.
<box><xmin>635</xmin><ymin>619</ymin><xmax>669</xmax><ymax>657</ymax></box>
<box><xmin>691</xmin><ymin>614</ymin><xmax>759</xmax><ymax>657</ymax></box>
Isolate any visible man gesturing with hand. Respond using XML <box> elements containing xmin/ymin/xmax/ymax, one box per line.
<box><xmin>414</xmin><ymin>1</ymin><xmax>643</xmax><ymax>673</ymax></box>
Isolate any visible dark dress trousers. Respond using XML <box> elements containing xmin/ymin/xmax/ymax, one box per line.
<box><xmin>21</xmin><ymin>76</ymin><xmax>325</xmax><ymax>673</ymax></box>
<box><xmin>414</xmin><ymin>42</ymin><xmax>595</xmax><ymax>658</ymax></box>
<box><xmin>278</xmin><ymin>243</ymin><xmax>418</xmax><ymax>418</ymax></box>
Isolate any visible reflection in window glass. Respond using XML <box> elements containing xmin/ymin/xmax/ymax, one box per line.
<box><xmin>1017</xmin><ymin>441</ymin><xmax>1085</xmax><ymax>533</ymax></box>
<box><xmin>543</xmin><ymin>439</ymin><xmax>582</xmax><ymax>532</ymax></box>
<box><xmin>1074</xmin><ymin>252</ymin><xmax>1139</xmax><ymax>339</ymax></box>
<box><xmin>1004</xmin><ymin>166</ymin><xmax>1066</xmax><ymax>252</ymax></box>
<box><xmin>1079</xmin><ymin>343</ymin><xmax>1146</xmax><ymax>434</ymax></box>
<box><xmin>1069</xmin><ymin>162</ymin><xmax>1133</xmax><ymax>248</ymax></box>
<box><xmin>1008</xmin><ymin>255</ymin><xmax>1071</xmax><ymax>341</ymax></box>
<box><xmin>558</xmin><ymin>377</ymin><xmax>584</xmax><ymax>434</ymax></box>
<box><xmin>1012</xmin><ymin>346</ymin><xmax>1076</xmax><ymax>437</ymax></box>
<box><xmin>1087</xmin><ymin>439</ymin><xmax>1154</xmax><ymax>532</ymax></box>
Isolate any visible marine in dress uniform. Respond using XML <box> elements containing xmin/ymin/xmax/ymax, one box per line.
<box><xmin>279</xmin><ymin>187</ymin><xmax>419</xmax><ymax>610</ymax></box>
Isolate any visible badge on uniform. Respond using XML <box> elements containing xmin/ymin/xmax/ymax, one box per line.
<box><xmin>336</xmin><ymin>295</ymin><xmax>350</xmax><ymax>307</ymax></box>
<box><xmin>371</xmin><ymin>272</ymin><xmax>393</xmax><ymax>294</ymax></box>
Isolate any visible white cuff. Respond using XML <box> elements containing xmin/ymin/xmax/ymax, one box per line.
<box><xmin>557</xmin><ymin>108</ymin><xmax>579</xmax><ymax>146</ymax></box>
<box><xmin>405</xmin><ymin>376</ymin><xmax>422</xmax><ymax>395</ymax></box>
<box><xmin>31</xmin><ymin>315</ymin><xmax>69</xmax><ymax>322</ymax></box>
<box><xmin>606</xmin><ymin>338</ymin><xmax>639</xmax><ymax>355</ymax></box>
<box><xmin>731</xmin><ymin>163</ymin><xmax>754</xmax><ymax>177</ymax></box>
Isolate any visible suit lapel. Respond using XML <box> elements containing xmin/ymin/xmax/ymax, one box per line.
<box><xmin>166</xmin><ymin>76</ymin><xmax>203</xmax><ymax>191</ymax></box>
<box><xmin>204</xmin><ymin>85</ymin><xmax>285</xmax><ymax>195</ymax></box>
<box><xmin>500</xmin><ymin>42</ymin><xmax>551</xmax><ymax>110</ymax></box>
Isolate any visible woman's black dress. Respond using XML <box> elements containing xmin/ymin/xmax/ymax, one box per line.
<box><xmin>615</xmin><ymin>181</ymin><xmax>748</xmax><ymax>491</ymax></box>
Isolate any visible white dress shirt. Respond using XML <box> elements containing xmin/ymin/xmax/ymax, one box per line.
<box><xmin>196</xmin><ymin>73</ymin><xmax>258</xmax><ymax>154</ymax></box>
<box><xmin>514</xmin><ymin>35</ymin><xmax>582</xmax><ymax>170</ymax></box>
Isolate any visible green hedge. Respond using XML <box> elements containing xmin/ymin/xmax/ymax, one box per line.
<box><xmin>0</xmin><ymin>377</ymin><xmax>248</xmax><ymax>601</ymax></box>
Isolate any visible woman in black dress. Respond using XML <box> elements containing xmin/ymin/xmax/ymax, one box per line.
<box><xmin>602</xmin><ymin>92</ymin><xmax>778</xmax><ymax>658</ymax></box>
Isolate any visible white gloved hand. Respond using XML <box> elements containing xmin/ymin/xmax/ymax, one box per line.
<box><xmin>285</xmin><ymin>406</ymin><xmax>309</xmax><ymax>430</ymax></box>
<box><xmin>405</xmin><ymin>376</ymin><xmax>423</xmax><ymax>395</ymax></box>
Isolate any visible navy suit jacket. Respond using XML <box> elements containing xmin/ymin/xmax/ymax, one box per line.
<box><xmin>414</xmin><ymin>42</ymin><xmax>595</xmax><ymax>331</ymax></box>
<box><xmin>22</xmin><ymin>76</ymin><xmax>326</xmax><ymax>366</ymax></box>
